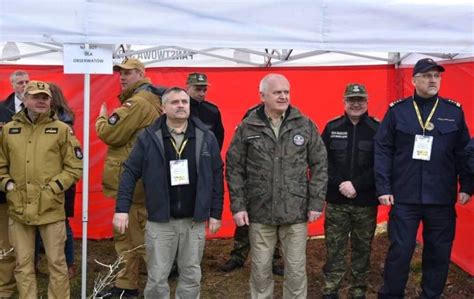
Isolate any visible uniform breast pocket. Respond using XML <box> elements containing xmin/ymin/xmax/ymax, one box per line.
<box><xmin>436</xmin><ymin>122</ymin><xmax>459</xmax><ymax>149</ymax></box>
<box><xmin>395</xmin><ymin>123</ymin><xmax>418</xmax><ymax>147</ymax></box>
<box><xmin>358</xmin><ymin>140</ymin><xmax>374</xmax><ymax>167</ymax></box>
<box><xmin>329</xmin><ymin>140</ymin><xmax>348</xmax><ymax>164</ymax></box>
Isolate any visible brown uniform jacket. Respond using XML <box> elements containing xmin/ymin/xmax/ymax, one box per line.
<box><xmin>226</xmin><ymin>105</ymin><xmax>328</xmax><ymax>225</ymax></box>
<box><xmin>0</xmin><ymin>110</ymin><xmax>83</xmax><ymax>225</ymax></box>
<box><xmin>95</xmin><ymin>78</ymin><xmax>162</xmax><ymax>201</ymax></box>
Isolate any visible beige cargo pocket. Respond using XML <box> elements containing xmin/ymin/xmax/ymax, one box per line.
<box><xmin>102</xmin><ymin>158</ymin><xmax>122</xmax><ymax>192</ymax></box>
<box><xmin>38</xmin><ymin>187</ymin><xmax>63</xmax><ymax>215</ymax></box>
<box><xmin>6</xmin><ymin>186</ymin><xmax>25</xmax><ymax>216</ymax></box>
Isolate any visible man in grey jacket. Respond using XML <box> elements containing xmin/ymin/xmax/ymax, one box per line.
<box><xmin>113</xmin><ymin>87</ymin><xmax>224</xmax><ymax>298</ymax></box>
<box><xmin>226</xmin><ymin>74</ymin><xmax>328</xmax><ymax>298</ymax></box>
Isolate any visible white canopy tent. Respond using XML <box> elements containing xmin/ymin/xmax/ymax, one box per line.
<box><xmin>1</xmin><ymin>1</ymin><xmax>473</xmax><ymax>298</ymax></box>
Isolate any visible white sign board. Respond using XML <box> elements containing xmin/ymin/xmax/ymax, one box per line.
<box><xmin>63</xmin><ymin>44</ymin><xmax>113</xmax><ymax>74</ymax></box>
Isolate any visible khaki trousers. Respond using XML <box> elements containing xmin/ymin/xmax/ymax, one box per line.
<box><xmin>144</xmin><ymin>219</ymin><xmax>205</xmax><ymax>299</ymax></box>
<box><xmin>0</xmin><ymin>203</ymin><xmax>15</xmax><ymax>298</ymax></box>
<box><xmin>9</xmin><ymin>219</ymin><xmax>69</xmax><ymax>299</ymax></box>
<box><xmin>249</xmin><ymin>222</ymin><xmax>308</xmax><ymax>299</ymax></box>
<box><xmin>114</xmin><ymin>203</ymin><xmax>147</xmax><ymax>290</ymax></box>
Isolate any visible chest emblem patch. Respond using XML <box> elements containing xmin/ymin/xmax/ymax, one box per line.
<box><xmin>45</xmin><ymin>128</ymin><xmax>59</xmax><ymax>134</ymax></box>
<box><xmin>330</xmin><ymin>131</ymin><xmax>348</xmax><ymax>139</ymax></box>
<box><xmin>293</xmin><ymin>134</ymin><xmax>305</xmax><ymax>146</ymax></box>
<box><xmin>9</xmin><ymin>128</ymin><xmax>21</xmax><ymax>134</ymax></box>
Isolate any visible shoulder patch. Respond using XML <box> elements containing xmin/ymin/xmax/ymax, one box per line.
<box><xmin>108</xmin><ymin>113</ymin><xmax>120</xmax><ymax>125</ymax></box>
<box><xmin>69</xmin><ymin>127</ymin><xmax>75</xmax><ymax>136</ymax></box>
<box><xmin>74</xmin><ymin>147</ymin><xmax>83</xmax><ymax>160</ymax></box>
<box><xmin>445</xmin><ymin>99</ymin><xmax>461</xmax><ymax>108</ymax></box>
<box><xmin>389</xmin><ymin>99</ymin><xmax>404</xmax><ymax>108</ymax></box>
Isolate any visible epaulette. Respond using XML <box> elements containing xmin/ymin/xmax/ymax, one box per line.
<box><xmin>369</xmin><ymin>116</ymin><xmax>380</xmax><ymax>123</ymax></box>
<box><xmin>389</xmin><ymin>99</ymin><xmax>404</xmax><ymax>108</ymax></box>
<box><xmin>326</xmin><ymin>115</ymin><xmax>345</xmax><ymax>129</ymax></box>
<box><xmin>203</xmin><ymin>100</ymin><xmax>220</xmax><ymax>112</ymax></box>
<box><xmin>445</xmin><ymin>99</ymin><xmax>462</xmax><ymax>108</ymax></box>
<box><xmin>328</xmin><ymin>115</ymin><xmax>344</xmax><ymax>123</ymax></box>
<box><xmin>203</xmin><ymin>100</ymin><xmax>219</xmax><ymax>108</ymax></box>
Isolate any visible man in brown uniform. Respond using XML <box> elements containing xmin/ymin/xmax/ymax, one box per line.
<box><xmin>0</xmin><ymin>81</ymin><xmax>83</xmax><ymax>299</ymax></box>
<box><xmin>95</xmin><ymin>58</ymin><xmax>162</xmax><ymax>297</ymax></box>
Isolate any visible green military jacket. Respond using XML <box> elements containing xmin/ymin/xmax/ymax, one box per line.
<box><xmin>95</xmin><ymin>78</ymin><xmax>162</xmax><ymax>201</ymax></box>
<box><xmin>226</xmin><ymin>106</ymin><xmax>328</xmax><ymax>225</ymax></box>
<box><xmin>0</xmin><ymin>110</ymin><xmax>83</xmax><ymax>225</ymax></box>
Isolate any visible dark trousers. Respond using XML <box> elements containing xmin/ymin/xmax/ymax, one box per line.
<box><xmin>378</xmin><ymin>204</ymin><xmax>456</xmax><ymax>299</ymax></box>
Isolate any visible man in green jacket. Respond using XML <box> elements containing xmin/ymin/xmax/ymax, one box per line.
<box><xmin>226</xmin><ymin>73</ymin><xmax>328</xmax><ymax>298</ymax></box>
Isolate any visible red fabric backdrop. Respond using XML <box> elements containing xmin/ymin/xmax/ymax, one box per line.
<box><xmin>0</xmin><ymin>62</ymin><xmax>472</xmax><ymax>273</ymax></box>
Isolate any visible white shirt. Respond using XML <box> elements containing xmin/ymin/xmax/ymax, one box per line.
<box><xmin>14</xmin><ymin>95</ymin><xmax>23</xmax><ymax>113</ymax></box>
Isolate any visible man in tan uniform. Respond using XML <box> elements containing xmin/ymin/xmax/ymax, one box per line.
<box><xmin>0</xmin><ymin>81</ymin><xmax>83</xmax><ymax>299</ymax></box>
<box><xmin>0</xmin><ymin>70</ymin><xmax>30</xmax><ymax>299</ymax></box>
<box><xmin>96</xmin><ymin>58</ymin><xmax>162</xmax><ymax>297</ymax></box>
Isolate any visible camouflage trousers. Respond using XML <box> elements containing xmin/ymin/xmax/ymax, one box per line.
<box><xmin>229</xmin><ymin>225</ymin><xmax>281</xmax><ymax>265</ymax></box>
<box><xmin>323</xmin><ymin>203</ymin><xmax>377</xmax><ymax>297</ymax></box>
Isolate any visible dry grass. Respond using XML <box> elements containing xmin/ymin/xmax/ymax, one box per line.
<box><xmin>26</xmin><ymin>230</ymin><xmax>474</xmax><ymax>298</ymax></box>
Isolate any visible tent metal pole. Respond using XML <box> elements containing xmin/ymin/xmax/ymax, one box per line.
<box><xmin>81</xmin><ymin>73</ymin><xmax>91</xmax><ymax>299</ymax></box>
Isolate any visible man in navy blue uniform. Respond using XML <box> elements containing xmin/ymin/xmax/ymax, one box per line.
<box><xmin>375</xmin><ymin>58</ymin><xmax>472</xmax><ymax>299</ymax></box>
<box><xmin>466</xmin><ymin>139</ymin><xmax>474</xmax><ymax>193</ymax></box>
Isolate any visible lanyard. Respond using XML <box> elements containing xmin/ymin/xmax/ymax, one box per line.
<box><xmin>412</xmin><ymin>98</ymin><xmax>439</xmax><ymax>135</ymax></box>
<box><xmin>170</xmin><ymin>138</ymin><xmax>188</xmax><ymax>159</ymax></box>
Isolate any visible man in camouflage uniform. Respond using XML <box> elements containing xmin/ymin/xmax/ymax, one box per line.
<box><xmin>226</xmin><ymin>73</ymin><xmax>328</xmax><ymax>298</ymax></box>
<box><xmin>220</xmin><ymin>103</ymin><xmax>283</xmax><ymax>276</ymax></box>
<box><xmin>96</xmin><ymin>58</ymin><xmax>162</xmax><ymax>298</ymax></box>
<box><xmin>321</xmin><ymin>83</ymin><xmax>379</xmax><ymax>299</ymax></box>
<box><xmin>0</xmin><ymin>81</ymin><xmax>83</xmax><ymax>299</ymax></box>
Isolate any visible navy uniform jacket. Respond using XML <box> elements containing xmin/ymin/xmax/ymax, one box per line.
<box><xmin>0</xmin><ymin>93</ymin><xmax>16</xmax><ymax>204</ymax></box>
<box><xmin>374</xmin><ymin>95</ymin><xmax>471</xmax><ymax>205</ymax></box>
<box><xmin>466</xmin><ymin>138</ymin><xmax>474</xmax><ymax>194</ymax></box>
<box><xmin>190</xmin><ymin>97</ymin><xmax>224</xmax><ymax>150</ymax></box>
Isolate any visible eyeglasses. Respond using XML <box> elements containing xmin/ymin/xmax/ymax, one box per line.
<box><xmin>344</xmin><ymin>98</ymin><xmax>368</xmax><ymax>105</ymax></box>
<box><xmin>414</xmin><ymin>73</ymin><xmax>441</xmax><ymax>80</ymax></box>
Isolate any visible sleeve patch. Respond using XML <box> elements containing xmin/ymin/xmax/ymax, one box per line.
<box><xmin>108</xmin><ymin>113</ymin><xmax>120</xmax><ymax>125</ymax></box>
<box><xmin>74</xmin><ymin>147</ymin><xmax>83</xmax><ymax>160</ymax></box>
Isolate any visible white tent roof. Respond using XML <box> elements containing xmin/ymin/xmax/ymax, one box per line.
<box><xmin>1</xmin><ymin>0</ymin><xmax>473</xmax><ymax>66</ymax></box>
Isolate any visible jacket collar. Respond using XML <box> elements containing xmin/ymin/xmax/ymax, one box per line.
<box><xmin>13</xmin><ymin>109</ymin><xmax>57</xmax><ymax>125</ymax></box>
<box><xmin>343</xmin><ymin>111</ymin><xmax>369</xmax><ymax>125</ymax></box>
<box><xmin>118</xmin><ymin>78</ymin><xmax>152</xmax><ymax>103</ymax></box>
<box><xmin>246</xmin><ymin>105</ymin><xmax>300</xmax><ymax>126</ymax></box>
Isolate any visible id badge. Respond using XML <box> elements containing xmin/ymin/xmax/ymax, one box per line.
<box><xmin>170</xmin><ymin>159</ymin><xmax>189</xmax><ymax>186</ymax></box>
<box><xmin>412</xmin><ymin>135</ymin><xmax>433</xmax><ymax>161</ymax></box>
